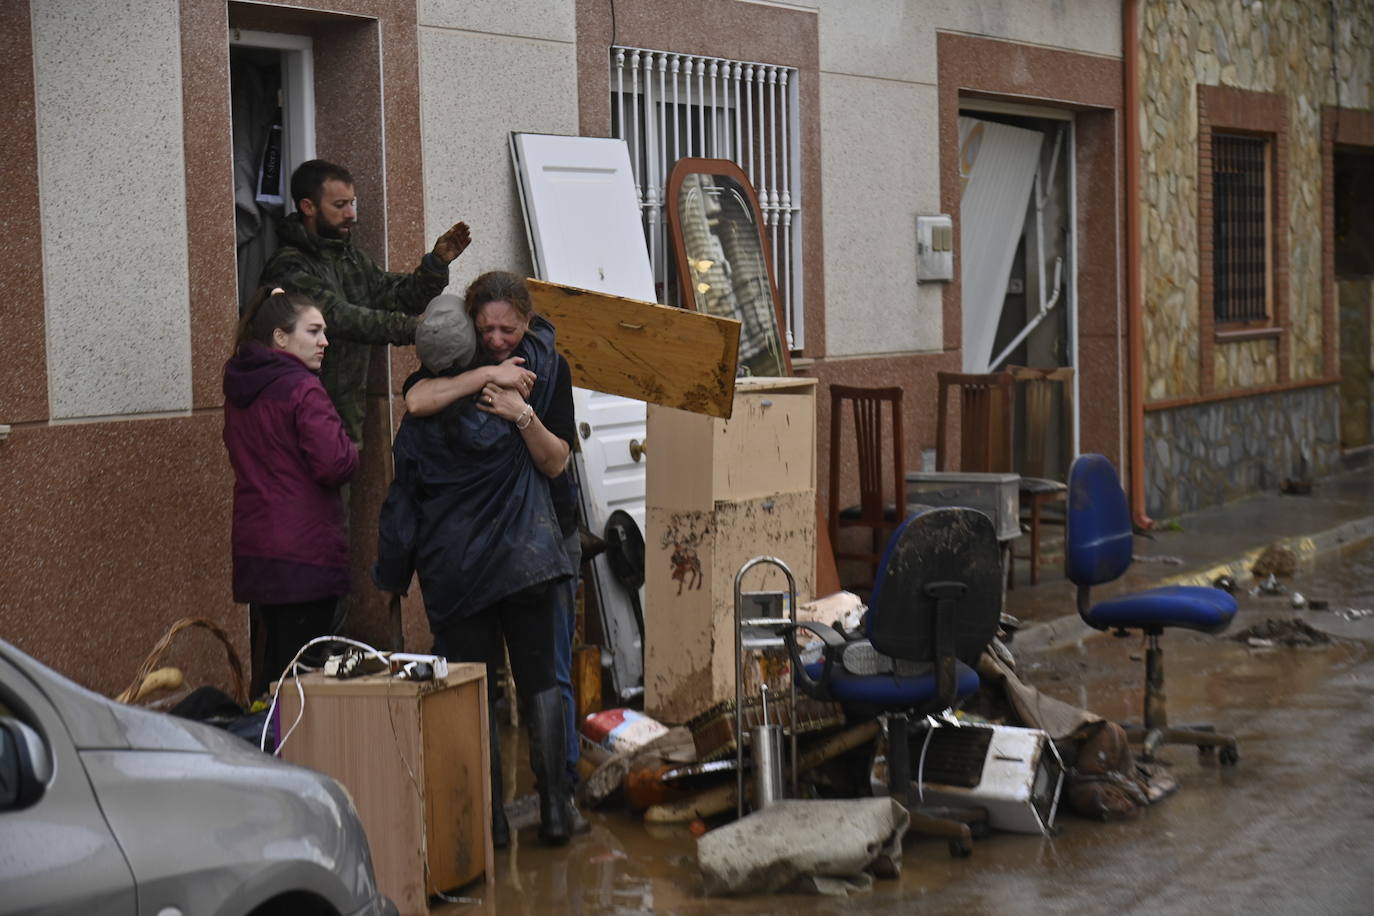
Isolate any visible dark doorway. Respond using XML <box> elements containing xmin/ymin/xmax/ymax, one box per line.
<box><xmin>1336</xmin><ymin>148</ymin><xmax>1374</xmax><ymax>449</ymax></box>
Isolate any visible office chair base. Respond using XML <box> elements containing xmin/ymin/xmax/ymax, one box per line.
<box><xmin>1123</xmin><ymin>723</ymin><xmax>1239</xmax><ymax>765</ymax></box>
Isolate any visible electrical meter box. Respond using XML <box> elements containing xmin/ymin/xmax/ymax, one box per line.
<box><xmin>916</xmin><ymin>214</ymin><xmax>954</xmax><ymax>283</ymax></box>
<box><xmin>906</xmin><ymin>471</ymin><xmax>1020</xmax><ymax>542</ymax></box>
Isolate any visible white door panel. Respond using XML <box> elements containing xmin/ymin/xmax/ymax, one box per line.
<box><xmin>512</xmin><ymin>133</ymin><xmax>655</xmax><ymax>699</ymax></box>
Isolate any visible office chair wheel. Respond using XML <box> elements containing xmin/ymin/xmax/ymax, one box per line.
<box><xmin>1218</xmin><ymin>745</ymin><xmax>1239</xmax><ymax>766</ymax></box>
<box><xmin>948</xmin><ymin>838</ymin><xmax>972</xmax><ymax>858</ymax></box>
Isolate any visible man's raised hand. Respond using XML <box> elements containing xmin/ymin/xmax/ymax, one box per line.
<box><xmin>433</xmin><ymin>221</ymin><xmax>472</xmax><ymax>264</ymax></box>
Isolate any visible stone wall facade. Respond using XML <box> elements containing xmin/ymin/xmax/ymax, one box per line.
<box><xmin>1139</xmin><ymin>0</ymin><xmax>1374</xmax><ymax>515</ymax></box>
<box><xmin>1144</xmin><ymin>385</ymin><xmax>1339</xmax><ymax>518</ymax></box>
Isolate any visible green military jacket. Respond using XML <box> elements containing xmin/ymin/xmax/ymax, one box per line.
<box><xmin>260</xmin><ymin>213</ymin><xmax>450</xmax><ymax>445</ymax></box>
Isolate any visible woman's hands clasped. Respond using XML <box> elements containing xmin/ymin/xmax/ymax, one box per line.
<box><xmin>488</xmin><ymin>358</ymin><xmax>535</xmax><ymax>398</ymax></box>
<box><xmin>477</xmin><ymin>381</ymin><xmax>530</xmax><ymax>424</ymax></box>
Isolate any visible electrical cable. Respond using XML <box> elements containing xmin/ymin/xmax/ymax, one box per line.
<box><xmin>260</xmin><ymin>635</ymin><xmax>422</xmax><ymax>795</ymax></box>
<box><xmin>915</xmin><ymin>717</ymin><xmax>937</xmax><ymax>806</ymax></box>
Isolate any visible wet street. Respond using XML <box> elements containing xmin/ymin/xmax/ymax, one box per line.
<box><xmin>442</xmin><ymin>541</ymin><xmax>1374</xmax><ymax>914</ymax></box>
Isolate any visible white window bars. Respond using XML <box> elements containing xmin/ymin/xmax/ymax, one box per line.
<box><xmin>610</xmin><ymin>46</ymin><xmax>803</xmax><ymax>349</ymax></box>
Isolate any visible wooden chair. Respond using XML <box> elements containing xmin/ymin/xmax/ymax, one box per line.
<box><xmin>934</xmin><ymin>372</ymin><xmax>1014</xmax><ymax>474</ymax></box>
<box><xmin>828</xmin><ymin>385</ymin><xmax>905</xmax><ymax>594</ymax></box>
<box><xmin>1006</xmin><ymin>366</ymin><xmax>1075</xmax><ymax>585</ymax></box>
<box><xmin>934</xmin><ymin>372</ymin><xmax>1016</xmax><ymax>588</ymax></box>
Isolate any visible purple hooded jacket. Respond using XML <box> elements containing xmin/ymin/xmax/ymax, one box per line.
<box><xmin>223</xmin><ymin>342</ymin><xmax>359</xmax><ymax>604</ymax></box>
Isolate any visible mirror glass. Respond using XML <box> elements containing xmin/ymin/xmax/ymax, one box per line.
<box><xmin>667</xmin><ymin>160</ymin><xmax>790</xmax><ymax>377</ymax></box>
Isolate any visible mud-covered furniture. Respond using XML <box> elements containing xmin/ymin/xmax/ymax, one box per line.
<box><xmin>1066</xmin><ymin>454</ymin><xmax>1239</xmax><ymax>764</ymax></box>
<box><xmin>782</xmin><ymin>506</ymin><xmax>1004</xmax><ymax>855</ymax></box>
<box><xmin>645</xmin><ymin>376</ymin><xmax>817</xmax><ymax>723</ymax></box>
<box><xmin>828</xmin><ymin>384</ymin><xmax>905</xmax><ymax>595</ymax></box>
<box><xmin>277</xmin><ymin>665</ymin><xmax>492</xmax><ymax>913</ymax></box>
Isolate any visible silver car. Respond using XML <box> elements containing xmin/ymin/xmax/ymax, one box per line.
<box><xmin>0</xmin><ymin>638</ymin><xmax>397</xmax><ymax>916</ymax></box>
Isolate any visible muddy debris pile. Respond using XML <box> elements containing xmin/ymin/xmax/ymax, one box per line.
<box><xmin>1231</xmin><ymin>617</ymin><xmax>1332</xmax><ymax>648</ymax></box>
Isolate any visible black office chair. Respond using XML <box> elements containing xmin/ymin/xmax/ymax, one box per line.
<box><xmin>783</xmin><ymin>506</ymin><xmax>1004</xmax><ymax>854</ymax></box>
<box><xmin>1065</xmin><ymin>454</ymin><xmax>1239</xmax><ymax>764</ymax></box>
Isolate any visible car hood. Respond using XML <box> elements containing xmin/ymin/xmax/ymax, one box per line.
<box><xmin>2</xmin><ymin>639</ymin><xmax>253</xmax><ymax>755</ymax></box>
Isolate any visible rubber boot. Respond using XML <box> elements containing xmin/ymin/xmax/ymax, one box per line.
<box><xmin>489</xmin><ymin>697</ymin><xmax>510</xmax><ymax>849</ymax></box>
<box><xmin>562</xmin><ymin>694</ymin><xmax>590</xmax><ymax>835</ymax></box>
<box><xmin>528</xmin><ymin>688</ymin><xmax>573</xmax><ymax>845</ymax></box>
<box><xmin>567</xmin><ymin>776</ymin><xmax>590</xmax><ymax>835</ymax></box>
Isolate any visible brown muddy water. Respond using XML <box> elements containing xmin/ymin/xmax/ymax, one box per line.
<box><xmin>436</xmin><ymin>542</ymin><xmax>1374</xmax><ymax>914</ymax></box>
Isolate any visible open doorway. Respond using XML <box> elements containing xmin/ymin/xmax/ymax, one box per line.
<box><xmin>229</xmin><ymin>30</ymin><xmax>315</xmax><ymax>307</ymax></box>
<box><xmin>1336</xmin><ymin>147</ymin><xmax>1374</xmax><ymax>450</ymax></box>
<box><xmin>958</xmin><ymin>102</ymin><xmax>1077</xmax><ymax>475</ymax></box>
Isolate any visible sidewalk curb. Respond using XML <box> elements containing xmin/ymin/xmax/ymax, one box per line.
<box><xmin>1011</xmin><ymin>513</ymin><xmax>1374</xmax><ymax>655</ymax></box>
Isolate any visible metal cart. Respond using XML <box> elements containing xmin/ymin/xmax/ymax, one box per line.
<box><xmin>733</xmin><ymin>555</ymin><xmax>799</xmax><ymax>818</ymax></box>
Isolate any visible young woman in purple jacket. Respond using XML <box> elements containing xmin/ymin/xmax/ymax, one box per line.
<box><xmin>223</xmin><ymin>288</ymin><xmax>359</xmax><ymax>696</ymax></box>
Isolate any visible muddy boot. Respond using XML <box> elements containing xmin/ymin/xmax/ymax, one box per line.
<box><xmin>528</xmin><ymin>688</ymin><xmax>573</xmax><ymax>845</ymax></box>
<box><xmin>567</xmin><ymin>776</ymin><xmax>590</xmax><ymax>835</ymax></box>
<box><xmin>489</xmin><ymin>699</ymin><xmax>510</xmax><ymax>849</ymax></box>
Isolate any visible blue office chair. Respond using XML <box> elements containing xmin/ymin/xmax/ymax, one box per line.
<box><xmin>783</xmin><ymin>506</ymin><xmax>1004</xmax><ymax>854</ymax></box>
<box><xmin>1066</xmin><ymin>454</ymin><xmax>1240</xmax><ymax>764</ymax></box>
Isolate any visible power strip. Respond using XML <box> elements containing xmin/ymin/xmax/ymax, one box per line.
<box><xmin>322</xmin><ymin>650</ymin><xmax>449</xmax><ymax>681</ymax></box>
<box><xmin>388</xmin><ymin>653</ymin><xmax>449</xmax><ymax>679</ymax></box>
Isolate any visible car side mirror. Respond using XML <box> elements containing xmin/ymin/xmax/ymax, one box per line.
<box><xmin>0</xmin><ymin>716</ymin><xmax>51</xmax><ymax>810</ymax></box>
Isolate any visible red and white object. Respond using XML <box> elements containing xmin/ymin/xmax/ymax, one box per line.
<box><xmin>580</xmin><ymin>708</ymin><xmax>668</xmax><ymax>765</ymax></box>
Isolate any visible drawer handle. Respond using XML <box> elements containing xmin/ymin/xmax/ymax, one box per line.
<box><xmin>629</xmin><ymin>438</ymin><xmax>648</xmax><ymax>462</ymax></box>
<box><xmin>618</xmin><ymin>321</ymin><xmax>645</xmax><ymax>331</ymax></box>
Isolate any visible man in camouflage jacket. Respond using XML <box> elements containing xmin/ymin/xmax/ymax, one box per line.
<box><xmin>260</xmin><ymin>159</ymin><xmax>471</xmax><ymax>446</ymax></box>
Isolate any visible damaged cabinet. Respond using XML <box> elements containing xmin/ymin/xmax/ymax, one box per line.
<box><xmin>644</xmin><ymin>377</ymin><xmax>817</xmax><ymax>723</ymax></box>
<box><xmin>276</xmin><ymin>666</ymin><xmax>491</xmax><ymax>914</ymax></box>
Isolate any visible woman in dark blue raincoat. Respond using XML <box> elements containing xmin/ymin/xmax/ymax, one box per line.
<box><xmin>374</xmin><ymin>271</ymin><xmax>579</xmax><ymax>846</ymax></box>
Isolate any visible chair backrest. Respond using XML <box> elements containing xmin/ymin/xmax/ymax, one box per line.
<box><xmin>865</xmin><ymin>506</ymin><xmax>1002</xmax><ymax>664</ymax></box>
<box><xmin>828</xmin><ymin>385</ymin><xmax>905</xmax><ymax>535</ymax></box>
<box><xmin>1007</xmin><ymin>366</ymin><xmax>1075</xmax><ymax>481</ymax></box>
<box><xmin>934</xmin><ymin>372</ymin><xmax>1014</xmax><ymax>473</ymax></box>
<box><xmin>1065</xmin><ymin>454</ymin><xmax>1134</xmax><ymax>587</ymax></box>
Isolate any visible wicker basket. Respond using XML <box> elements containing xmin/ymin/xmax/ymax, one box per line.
<box><xmin>115</xmin><ymin>617</ymin><xmax>247</xmax><ymax>707</ymax></box>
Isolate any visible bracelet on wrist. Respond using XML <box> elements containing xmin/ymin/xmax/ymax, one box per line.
<box><xmin>515</xmin><ymin>405</ymin><xmax>534</xmax><ymax>430</ymax></box>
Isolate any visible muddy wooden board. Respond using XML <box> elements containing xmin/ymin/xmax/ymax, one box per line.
<box><xmin>527</xmin><ymin>279</ymin><xmax>740</xmax><ymax>418</ymax></box>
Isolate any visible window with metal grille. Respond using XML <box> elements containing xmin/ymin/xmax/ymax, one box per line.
<box><xmin>610</xmin><ymin>46</ymin><xmax>804</xmax><ymax>348</ymax></box>
<box><xmin>1212</xmin><ymin>133</ymin><xmax>1271</xmax><ymax>324</ymax></box>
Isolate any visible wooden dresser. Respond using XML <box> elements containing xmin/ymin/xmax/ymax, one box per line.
<box><xmin>644</xmin><ymin>376</ymin><xmax>817</xmax><ymax>722</ymax></box>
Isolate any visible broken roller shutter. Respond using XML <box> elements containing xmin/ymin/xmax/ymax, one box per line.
<box><xmin>958</xmin><ymin>116</ymin><xmax>1044</xmax><ymax>373</ymax></box>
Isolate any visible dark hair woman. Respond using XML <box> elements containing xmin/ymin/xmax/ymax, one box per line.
<box><xmin>224</xmin><ymin>287</ymin><xmax>359</xmax><ymax>697</ymax></box>
<box><xmin>374</xmin><ymin>271</ymin><xmax>581</xmax><ymax>847</ymax></box>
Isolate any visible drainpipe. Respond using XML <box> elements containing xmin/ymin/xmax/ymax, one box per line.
<box><xmin>1124</xmin><ymin>0</ymin><xmax>1153</xmax><ymax>529</ymax></box>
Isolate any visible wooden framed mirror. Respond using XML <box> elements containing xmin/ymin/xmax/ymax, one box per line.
<box><xmin>666</xmin><ymin>158</ymin><xmax>792</xmax><ymax>377</ymax></box>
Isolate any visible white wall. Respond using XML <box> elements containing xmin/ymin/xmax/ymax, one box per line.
<box><xmin>32</xmin><ymin>0</ymin><xmax>191</xmax><ymax>419</ymax></box>
<box><xmin>814</xmin><ymin>0</ymin><xmax>1119</xmax><ymax>358</ymax></box>
<box><xmin>417</xmin><ymin>2</ymin><xmax>580</xmax><ymax>289</ymax></box>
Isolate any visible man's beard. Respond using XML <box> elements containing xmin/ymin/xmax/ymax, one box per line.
<box><xmin>316</xmin><ymin>218</ymin><xmax>352</xmax><ymax>241</ymax></box>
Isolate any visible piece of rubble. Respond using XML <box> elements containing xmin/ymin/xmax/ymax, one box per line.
<box><xmin>1252</xmin><ymin>544</ymin><xmax>1297</xmax><ymax>577</ymax></box>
